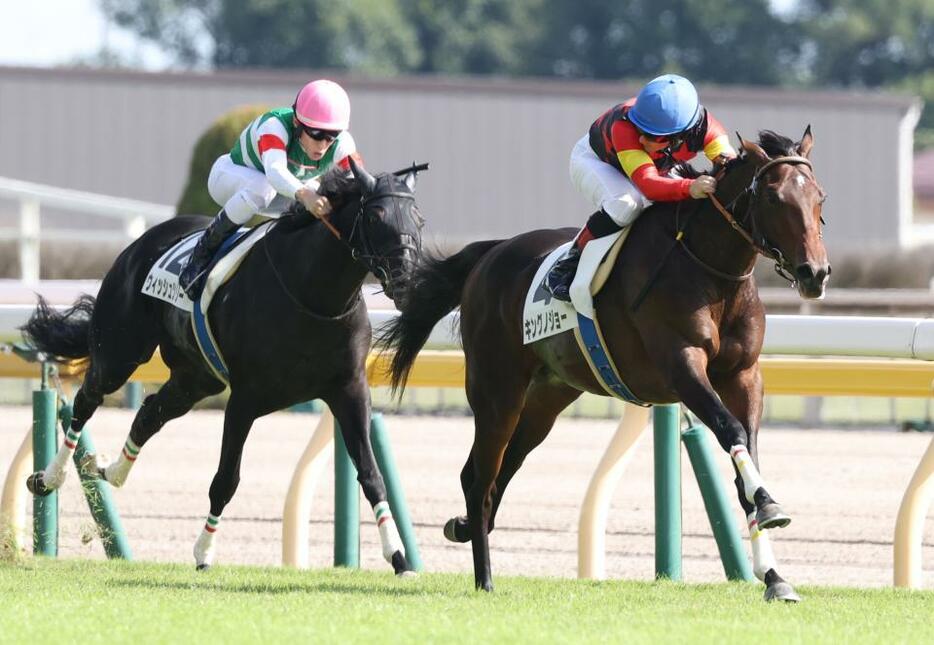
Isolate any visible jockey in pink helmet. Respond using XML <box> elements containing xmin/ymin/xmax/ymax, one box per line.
<box><xmin>180</xmin><ymin>79</ymin><xmax>361</xmax><ymax>298</ymax></box>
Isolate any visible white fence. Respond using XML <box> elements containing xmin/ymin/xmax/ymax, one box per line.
<box><xmin>0</xmin><ymin>177</ymin><xmax>173</xmax><ymax>284</ymax></box>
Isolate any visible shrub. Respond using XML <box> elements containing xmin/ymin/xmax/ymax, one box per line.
<box><xmin>174</xmin><ymin>104</ymin><xmax>270</xmax><ymax>217</ymax></box>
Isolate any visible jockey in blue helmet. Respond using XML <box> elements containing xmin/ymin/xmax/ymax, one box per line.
<box><xmin>547</xmin><ymin>74</ymin><xmax>736</xmax><ymax>301</ymax></box>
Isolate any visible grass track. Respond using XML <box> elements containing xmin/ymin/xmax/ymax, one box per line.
<box><xmin>1</xmin><ymin>559</ymin><xmax>932</xmax><ymax>644</ymax></box>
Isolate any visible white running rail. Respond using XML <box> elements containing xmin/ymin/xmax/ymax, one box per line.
<box><xmin>0</xmin><ymin>177</ymin><xmax>173</xmax><ymax>284</ymax></box>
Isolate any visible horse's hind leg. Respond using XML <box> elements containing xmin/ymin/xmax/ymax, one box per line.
<box><xmin>462</xmin><ymin>360</ymin><xmax>530</xmax><ymax>591</ymax></box>
<box><xmin>193</xmin><ymin>393</ymin><xmax>257</xmax><ymax>570</ymax></box>
<box><xmin>27</xmin><ymin>333</ymin><xmax>158</xmax><ymax>496</ymax></box>
<box><xmin>85</xmin><ymin>367</ymin><xmax>223</xmax><ymax>488</ymax></box>
<box><xmin>444</xmin><ymin>379</ymin><xmax>581</xmax><ymax>543</ymax></box>
<box><xmin>715</xmin><ymin>366</ymin><xmax>800</xmax><ymax>602</ymax></box>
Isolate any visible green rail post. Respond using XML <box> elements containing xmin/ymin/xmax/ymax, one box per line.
<box><xmin>123</xmin><ymin>383</ymin><xmax>144</xmax><ymax>410</ymax></box>
<box><xmin>682</xmin><ymin>425</ymin><xmax>754</xmax><ymax>581</ymax></box>
<box><xmin>60</xmin><ymin>403</ymin><xmax>132</xmax><ymax>560</ymax></box>
<box><xmin>32</xmin><ymin>367</ymin><xmax>58</xmax><ymax>556</ymax></box>
<box><xmin>370</xmin><ymin>413</ymin><xmax>423</xmax><ymax>571</ymax></box>
<box><xmin>333</xmin><ymin>421</ymin><xmax>360</xmax><ymax>567</ymax></box>
<box><xmin>653</xmin><ymin>404</ymin><xmax>682</xmax><ymax>580</ymax></box>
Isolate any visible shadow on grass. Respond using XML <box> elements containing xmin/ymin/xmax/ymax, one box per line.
<box><xmin>107</xmin><ymin>577</ymin><xmax>431</xmax><ymax>597</ymax></box>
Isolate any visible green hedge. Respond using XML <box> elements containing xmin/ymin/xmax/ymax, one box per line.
<box><xmin>175</xmin><ymin>104</ymin><xmax>270</xmax><ymax>216</ymax></box>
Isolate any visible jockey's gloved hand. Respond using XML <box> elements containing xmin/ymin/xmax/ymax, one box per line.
<box><xmin>689</xmin><ymin>176</ymin><xmax>717</xmax><ymax>199</ymax></box>
<box><xmin>295</xmin><ymin>187</ymin><xmax>333</xmax><ymax>217</ymax></box>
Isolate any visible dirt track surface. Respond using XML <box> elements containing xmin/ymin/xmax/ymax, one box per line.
<box><xmin>2</xmin><ymin>405</ymin><xmax>932</xmax><ymax>590</ymax></box>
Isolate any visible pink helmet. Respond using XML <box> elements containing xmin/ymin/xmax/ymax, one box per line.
<box><xmin>294</xmin><ymin>79</ymin><xmax>351</xmax><ymax>131</ymax></box>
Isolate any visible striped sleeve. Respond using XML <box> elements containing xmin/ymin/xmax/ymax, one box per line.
<box><xmin>702</xmin><ymin>112</ymin><xmax>736</xmax><ymax>161</ymax></box>
<box><xmin>611</xmin><ymin>120</ymin><xmax>692</xmax><ymax>201</ymax></box>
<box><xmin>261</xmin><ymin>148</ymin><xmax>303</xmax><ymax>198</ymax></box>
<box><xmin>629</xmin><ymin>165</ymin><xmax>693</xmax><ymax>201</ymax></box>
<box><xmin>255</xmin><ymin>118</ymin><xmax>290</xmax><ymax>155</ymax></box>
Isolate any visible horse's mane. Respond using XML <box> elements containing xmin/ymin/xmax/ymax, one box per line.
<box><xmin>274</xmin><ymin>166</ymin><xmax>364</xmax><ymax>234</ymax></box>
<box><xmin>757</xmin><ymin>130</ymin><xmax>797</xmax><ymax>157</ymax></box>
<box><xmin>317</xmin><ymin>165</ymin><xmax>360</xmax><ymax>200</ymax></box>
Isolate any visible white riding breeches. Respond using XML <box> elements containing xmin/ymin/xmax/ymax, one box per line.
<box><xmin>568</xmin><ymin>135</ymin><xmax>653</xmax><ymax>227</ymax></box>
<box><xmin>208</xmin><ymin>154</ymin><xmax>297</xmax><ymax>225</ymax></box>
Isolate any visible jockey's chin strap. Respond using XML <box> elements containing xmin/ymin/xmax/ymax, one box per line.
<box><xmin>707</xmin><ymin>155</ymin><xmax>812</xmax><ymax>284</ymax></box>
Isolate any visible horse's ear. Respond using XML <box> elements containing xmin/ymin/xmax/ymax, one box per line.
<box><xmin>797</xmin><ymin>125</ymin><xmax>814</xmax><ymax>158</ymax></box>
<box><xmin>348</xmin><ymin>155</ymin><xmax>377</xmax><ymax>193</ymax></box>
<box><xmin>402</xmin><ymin>172</ymin><xmax>417</xmax><ymax>192</ymax></box>
<box><xmin>739</xmin><ymin>132</ymin><xmax>770</xmax><ymax>165</ymax></box>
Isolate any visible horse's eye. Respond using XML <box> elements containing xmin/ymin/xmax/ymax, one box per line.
<box><xmin>766</xmin><ymin>189</ymin><xmax>779</xmax><ymax>205</ymax></box>
<box><xmin>372</xmin><ymin>206</ymin><xmax>385</xmax><ymax>218</ymax></box>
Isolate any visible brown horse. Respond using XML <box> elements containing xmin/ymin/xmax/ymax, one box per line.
<box><xmin>379</xmin><ymin>129</ymin><xmax>828</xmax><ymax>600</ymax></box>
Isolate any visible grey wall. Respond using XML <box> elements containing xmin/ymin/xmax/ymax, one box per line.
<box><xmin>0</xmin><ymin>66</ymin><xmax>921</xmax><ymax>254</ymax></box>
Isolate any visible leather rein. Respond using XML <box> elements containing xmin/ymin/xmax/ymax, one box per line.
<box><xmin>630</xmin><ymin>155</ymin><xmax>813</xmax><ymax>311</ymax></box>
<box><xmin>687</xmin><ymin>155</ymin><xmax>813</xmax><ymax>283</ymax></box>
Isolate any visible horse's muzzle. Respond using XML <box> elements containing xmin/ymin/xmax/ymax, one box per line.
<box><xmin>795</xmin><ymin>261</ymin><xmax>831</xmax><ymax>299</ymax></box>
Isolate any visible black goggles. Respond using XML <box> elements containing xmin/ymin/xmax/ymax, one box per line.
<box><xmin>302</xmin><ymin>126</ymin><xmax>340</xmax><ymax>142</ymax></box>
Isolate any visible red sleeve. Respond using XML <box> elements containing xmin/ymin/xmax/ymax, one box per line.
<box><xmin>337</xmin><ymin>151</ymin><xmax>364</xmax><ymax>171</ymax></box>
<box><xmin>257</xmin><ymin>134</ymin><xmax>286</xmax><ymax>155</ymax></box>
<box><xmin>630</xmin><ymin>165</ymin><xmax>694</xmax><ymax>201</ymax></box>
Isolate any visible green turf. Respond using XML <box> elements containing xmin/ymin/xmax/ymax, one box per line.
<box><xmin>1</xmin><ymin>560</ymin><xmax>931</xmax><ymax>644</ymax></box>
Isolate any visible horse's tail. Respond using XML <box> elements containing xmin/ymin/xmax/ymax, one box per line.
<box><xmin>20</xmin><ymin>295</ymin><xmax>95</xmax><ymax>362</ymax></box>
<box><xmin>377</xmin><ymin>239</ymin><xmax>504</xmax><ymax>393</ymax></box>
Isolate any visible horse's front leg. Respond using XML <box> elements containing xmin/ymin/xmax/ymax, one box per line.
<box><xmin>327</xmin><ymin>378</ymin><xmax>413</xmax><ymax>577</ymax></box>
<box><xmin>664</xmin><ymin>346</ymin><xmax>790</xmax><ymax>531</ymax></box>
<box><xmin>714</xmin><ymin>364</ymin><xmax>800</xmax><ymax>602</ymax></box>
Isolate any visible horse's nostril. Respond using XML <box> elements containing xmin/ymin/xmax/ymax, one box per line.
<box><xmin>795</xmin><ymin>264</ymin><xmax>815</xmax><ymax>283</ymax></box>
<box><xmin>796</xmin><ymin>263</ymin><xmax>830</xmax><ymax>285</ymax></box>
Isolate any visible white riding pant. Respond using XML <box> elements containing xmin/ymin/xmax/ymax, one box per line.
<box><xmin>568</xmin><ymin>135</ymin><xmax>653</xmax><ymax>227</ymax></box>
<box><xmin>208</xmin><ymin>154</ymin><xmax>298</xmax><ymax>225</ymax></box>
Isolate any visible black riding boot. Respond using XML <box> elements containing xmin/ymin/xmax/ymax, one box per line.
<box><xmin>545</xmin><ymin>209</ymin><xmax>622</xmax><ymax>302</ymax></box>
<box><xmin>179</xmin><ymin>210</ymin><xmax>239</xmax><ymax>299</ymax></box>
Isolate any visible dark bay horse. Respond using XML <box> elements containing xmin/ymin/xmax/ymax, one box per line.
<box><xmin>379</xmin><ymin>129</ymin><xmax>829</xmax><ymax>598</ymax></box>
<box><xmin>24</xmin><ymin>159</ymin><xmax>425</xmax><ymax>573</ymax></box>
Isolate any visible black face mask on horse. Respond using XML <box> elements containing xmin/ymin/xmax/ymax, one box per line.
<box><xmin>379</xmin><ymin>128</ymin><xmax>829</xmax><ymax>600</ymax></box>
<box><xmin>22</xmin><ymin>158</ymin><xmax>426</xmax><ymax>575</ymax></box>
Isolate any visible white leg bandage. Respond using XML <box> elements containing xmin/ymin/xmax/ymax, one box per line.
<box><xmin>43</xmin><ymin>428</ymin><xmax>82</xmax><ymax>490</ymax></box>
<box><xmin>747</xmin><ymin>512</ymin><xmax>777</xmax><ymax>582</ymax></box>
<box><xmin>731</xmin><ymin>445</ymin><xmax>765</xmax><ymax>504</ymax></box>
<box><xmin>373</xmin><ymin>501</ymin><xmax>404</xmax><ymax>562</ymax></box>
<box><xmin>103</xmin><ymin>438</ymin><xmax>140</xmax><ymax>488</ymax></box>
<box><xmin>193</xmin><ymin>514</ymin><xmax>220</xmax><ymax>568</ymax></box>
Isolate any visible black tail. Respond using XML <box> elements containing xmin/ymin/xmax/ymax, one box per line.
<box><xmin>377</xmin><ymin>239</ymin><xmax>503</xmax><ymax>393</ymax></box>
<box><xmin>20</xmin><ymin>295</ymin><xmax>95</xmax><ymax>361</ymax></box>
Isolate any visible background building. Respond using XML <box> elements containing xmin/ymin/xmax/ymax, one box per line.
<box><xmin>0</xmin><ymin>65</ymin><xmax>924</xmax><ymax>253</ymax></box>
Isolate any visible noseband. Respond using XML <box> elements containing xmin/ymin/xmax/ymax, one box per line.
<box><xmin>709</xmin><ymin>155</ymin><xmax>814</xmax><ymax>284</ymax></box>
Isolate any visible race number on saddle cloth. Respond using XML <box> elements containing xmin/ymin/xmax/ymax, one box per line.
<box><xmin>141</xmin><ymin>222</ymin><xmax>275</xmax><ymax>382</ymax></box>
<box><xmin>522</xmin><ymin>227</ymin><xmax>649</xmax><ymax>406</ymax></box>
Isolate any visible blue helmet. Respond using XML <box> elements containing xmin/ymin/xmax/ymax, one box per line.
<box><xmin>628</xmin><ymin>74</ymin><xmax>701</xmax><ymax>136</ymax></box>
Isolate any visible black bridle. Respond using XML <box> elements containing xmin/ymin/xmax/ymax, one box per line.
<box><xmin>346</xmin><ymin>188</ymin><xmax>421</xmax><ymax>291</ymax></box>
<box><xmin>263</xmin><ymin>170</ymin><xmax>425</xmax><ymax>318</ymax></box>
<box><xmin>705</xmin><ymin>155</ymin><xmax>816</xmax><ymax>284</ymax></box>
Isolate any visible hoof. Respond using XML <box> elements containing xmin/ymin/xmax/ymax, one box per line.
<box><xmin>757</xmin><ymin>503</ymin><xmax>791</xmax><ymax>530</ymax></box>
<box><xmin>26</xmin><ymin>472</ymin><xmax>54</xmax><ymax>497</ymax></box>
<box><xmin>390</xmin><ymin>550</ymin><xmax>413</xmax><ymax>576</ymax></box>
<box><xmin>476</xmin><ymin>581</ymin><xmax>494</xmax><ymax>593</ymax></box>
<box><xmin>443</xmin><ymin>516</ymin><xmax>470</xmax><ymax>543</ymax></box>
<box><xmin>78</xmin><ymin>454</ymin><xmax>104</xmax><ymax>480</ymax></box>
<box><xmin>396</xmin><ymin>570</ymin><xmax>418</xmax><ymax>579</ymax></box>
<box><xmin>196</xmin><ymin>563</ymin><xmax>211</xmax><ymax>572</ymax></box>
<box><xmin>764</xmin><ymin>581</ymin><xmax>801</xmax><ymax>603</ymax></box>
